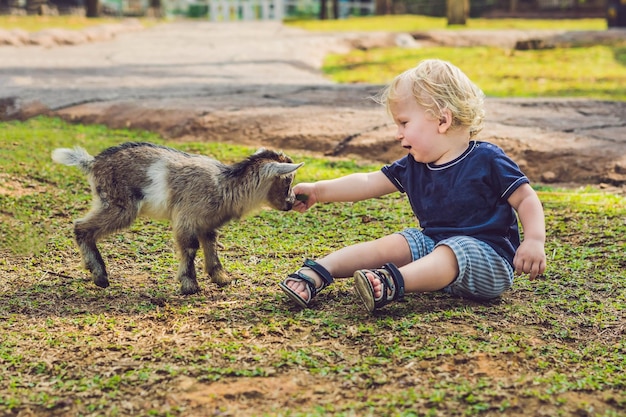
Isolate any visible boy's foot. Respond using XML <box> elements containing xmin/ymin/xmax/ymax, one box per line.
<box><xmin>354</xmin><ymin>263</ymin><xmax>405</xmax><ymax>313</ymax></box>
<box><xmin>282</xmin><ymin>267</ymin><xmax>321</xmax><ymax>302</ymax></box>
<box><xmin>279</xmin><ymin>259</ymin><xmax>334</xmax><ymax>308</ymax></box>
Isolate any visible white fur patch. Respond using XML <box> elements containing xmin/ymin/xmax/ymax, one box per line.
<box><xmin>139</xmin><ymin>160</ymin><xmax>171</xmax><ymax>219</ymax></box>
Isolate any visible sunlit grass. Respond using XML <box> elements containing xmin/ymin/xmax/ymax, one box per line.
<box><xmin>286</xmin><ymin>15</ymin><xmax>625</xmax><ymax>101</ymax></box>
<box><xmin>0</xmin><ymin>15</ymin><xmax>148</xmax><ymax>32</ymax></box>
<box><xmin>286</xmin><ymin>14</ymin><xmax>607</xmax><ymax>32</ymax></box>
<box><xmin>323</xmin><ymin>44</ymin><xmax>626</xmax><ymax>100</ymax></box>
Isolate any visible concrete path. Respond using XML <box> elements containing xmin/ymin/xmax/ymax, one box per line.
<box><xmin>0</xmin><ymin>21</ymin><xmax>345</xmax><ymax>111</ymax></box>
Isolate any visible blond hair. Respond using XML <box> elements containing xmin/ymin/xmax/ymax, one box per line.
<box><xmin>376</xmin><ymin>59</ymin><xmax>485</xmax><ymax>138</ymax></box>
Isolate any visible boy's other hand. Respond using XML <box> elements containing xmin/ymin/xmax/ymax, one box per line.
<box><xmin>513</xmin><ymin>239</ymin><xmax>546</xmax><ymax>280</ymax></box>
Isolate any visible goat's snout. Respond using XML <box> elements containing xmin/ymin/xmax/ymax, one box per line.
<box><xmin>281</xmin><ymin>191</ymin><xmax>297</xmax><ymax>211</ymax></box>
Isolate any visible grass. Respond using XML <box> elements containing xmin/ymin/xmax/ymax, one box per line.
<box><xmin>322</xmin><ymin>45</ymin><xmax>626</xmax><ymax>100</ymax></box>
<box><xmin>286</xmin><ymin>15</ymin><xmax>626</xmax><ymax>101</ymax></box>
<box><xmin>0</xmin><ymin>117</ymin><xmax>624</xmax><ymax>416</ymax></box>
<box><xmin>285</xmin><ymin>15</ymin><xmax>607</xmax><ymax>31</ymax></box>
<box><xmin>0</xmin><ymin>15</ymin><xmax>133</xmax><ymax>32</ymax></box>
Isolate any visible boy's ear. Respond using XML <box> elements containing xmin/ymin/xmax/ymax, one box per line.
<box><xmin>438</xmin><ymin>108</ymin><xmax>453</xmax><ymax>133</ymax></box>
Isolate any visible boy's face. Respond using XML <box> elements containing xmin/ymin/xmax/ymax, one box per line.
<box><xmin>389</xmin><ymin>82</ymin><xmax>448</xmax><ymax>164</ymax></box>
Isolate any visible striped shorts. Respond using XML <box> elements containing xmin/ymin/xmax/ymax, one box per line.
<box><xmin>398</xmin><ymin>228</ymin><xmax>514</xmax><ymax>300</ymax></box>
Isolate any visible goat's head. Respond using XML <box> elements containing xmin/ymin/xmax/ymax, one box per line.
<box><xmin>257</xmin><ymin>150</ymin><xmax>303</xmax><ymax>211</ymax></box>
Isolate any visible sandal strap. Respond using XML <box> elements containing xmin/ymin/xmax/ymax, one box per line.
<box><xmin>302</xmin><ymin>258</ymin><xmax>334</xmax><ymax>289</ymax></box>
<box><xmin>370</xmin><ymin>263</ymin><xmax>404</xmax><ymax>308</ymax></box>
<box><xmin>280</xmin><ymin>259</ymin><xmax>334</xmax><ymax>308</ymax></box>
<box><xmin>383</xmin><ymin>263</ymin><xmax>405</xmax><ymax>300</ymax></box>
<box><xmin>286</xmin><ymin>269</ymin><xmax>322</xmax><ymax>299</ymax></box>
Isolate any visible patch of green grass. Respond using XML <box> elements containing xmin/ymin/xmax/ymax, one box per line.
<box><xmin>286</xmin><ymin>15</ymin><xmax>606</xmax><ymax>31</ymax></box>
<box><xmin>0</xmin><ymin>15</ymin><xmax>139</xmax><ymax>32</ymax></box>
<box><xmin>287</xmin><ymin>15</ymin><xmax>625</xmax><ymax>101</ymax></box>
<box><xmin>322</xmin><ymin>44</ymin><xmax>626</xmax><ymax>100</ymax></box>
<box><xmin>0</xmin><ymin>117</ymin><xmax>624</xmax><ymax>416</ymax></box>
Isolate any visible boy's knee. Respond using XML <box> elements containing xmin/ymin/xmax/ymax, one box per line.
<box><xmin>438</xmin><ymin>236</ymin><xmax>513</xmax><ymax>300</ymax></box>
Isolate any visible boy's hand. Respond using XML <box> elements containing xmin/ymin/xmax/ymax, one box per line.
<box><xmin>513</xmin><ymin>239</ymin><xmax>546</xmax><ymax>280</ymax></box>
<box><xmin>292</xmin><ymin>183</ymin><xmax>317</xmax><ymax>213</ymax></box>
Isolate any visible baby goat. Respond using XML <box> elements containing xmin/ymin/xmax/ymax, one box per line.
<box><xmin>52</xmin><ymin>142</ymin><xmax>303</xmax><ymax>295</ymax></box>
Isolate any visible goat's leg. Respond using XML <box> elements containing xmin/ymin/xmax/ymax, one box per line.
<box><xmin>174</xmin><ymin>231</ymin><xmax>201</xmax><ymax>295</ymax></box>
<box><xmin>74</xmin><ymin>223</ymin><xmax>109</xmax><ymax>288</ymax></box>
<box><xmin>199</xmin><ymin>230</ymin><xmax>231</xmax><ymax>287</ymax></box>
<box><xmin>74</xmin><ymin>205</ymin><xmax>137</xmax><ymax>288</ymax></box>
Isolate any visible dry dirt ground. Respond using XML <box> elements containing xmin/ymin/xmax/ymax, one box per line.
<box><xmin>1</xmin><ymin>21</ymin><xmax>625</xmax><ymax>192</ymax></box>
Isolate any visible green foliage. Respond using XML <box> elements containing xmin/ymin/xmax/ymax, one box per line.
<box><xmin>0</xmin><ymin>118</ymin><xmax>624</xmax><ymax>416</ymax></box>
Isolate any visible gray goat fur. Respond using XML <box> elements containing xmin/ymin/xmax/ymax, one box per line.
<box><xmin>52</xmin><ymin>142</ymin><xmax>303</xmax><ymax>295</ymax></box>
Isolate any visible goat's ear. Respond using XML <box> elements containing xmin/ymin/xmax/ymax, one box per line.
<box><xmin>254</xmin><ymin>147</ymin><xmax>267</xmax><ymax>155</ymax></box>
<box><xmin>264</xmin><ymin>162</ymin><xmax>304</xmax><ymax>176</ymax></box>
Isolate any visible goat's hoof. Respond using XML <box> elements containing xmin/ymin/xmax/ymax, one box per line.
<box><xmin>210</xmin><ymin>271</ymin><xmax>232</xmax><ymax>287</ymax></box>
<box><xmin>93</xmin><ymin>276</ymin><xmax>110</xmax><ymax>288</ymax></box>
<box><xmin>180</xmin><ymin>281</ymin><xmax>200</xmax><ymax>295</ymax></box>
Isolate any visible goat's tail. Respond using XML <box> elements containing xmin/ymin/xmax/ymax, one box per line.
<box><xmin>51</xmin><ymin>146</ymin><xmax>95</xmax><ymax>174</ymax></box>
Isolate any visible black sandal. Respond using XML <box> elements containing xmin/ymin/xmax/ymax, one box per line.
<box><xmin>354</xmin><ymin>263</ymin><xmax>405</xmax><ymax>313</ymax></box>
<box><xmin>279</xmin><ymin>259</ymin><xmax>334</xmax><ymax>308</ymax></box>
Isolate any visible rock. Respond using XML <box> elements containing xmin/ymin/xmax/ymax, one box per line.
<box><xmin>27</xmin><ymin>31</ymin><xmax>57</xmax><ymax>48</ymax></box>
<box><xmin>1</xmin><ymin>20</ymin><xmax>144</xmax><ymax>48</ymax></box>
<box><xmin>11</xmin><ymin>29</ymin><xmax>29</xmax><ymax>44</ymax></box>
<box><xmin>0</xmin><ymin>29</ymin><xmax>23</xmax><ymax>46</ymax></box>
<box><xmin>541</xmin><ymin>171</ymin><xmax>558</xmax><ymax>183</ymax></box>
<box><xmin>614</xmin><ymin>160</ymin><xmax>626</xmax><ymax>175</ymax></box>
<box><xmin>29</xmin><ymin>28</ymin><xmax>88</xmax><ymax>46</ymax></box>
<box><xmin>395</xmin><ymin>33</ymin><xmax>419</xmax><ymax>48</ymax></box>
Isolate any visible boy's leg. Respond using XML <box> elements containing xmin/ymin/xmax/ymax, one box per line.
<box><xmin>437</xmin><ymin>236</ymin><xmax>514</xmax><ymax>300</ymax></box>
<box><xmin>397</xmin><ymin>245</ymin><xmax>459</xmax><ymax>292</ymax></box>
<box><xmin>360</xmin><ymin>236</ymin><xmax>513</xmax><ymax>303</ymax></box>
<box><xmin>359</xmin><ymin>245</ymin><xmax>459</xmax><ymax>301</ymax></box>
<box><xmin>283</xmin><ymin>233</ymin><xmax>413</xmax><ymax>302</ymax></box>
<box><xmin>358</xmin><ymin>228</ymin><xmax>456</xmax><ymax>300</ymax></box>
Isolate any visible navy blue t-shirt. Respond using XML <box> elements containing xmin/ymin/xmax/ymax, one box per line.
<box><xmin>381</xmin><ymin>141</ymin><xmax>529</xmax><ymax>266</ymax></box>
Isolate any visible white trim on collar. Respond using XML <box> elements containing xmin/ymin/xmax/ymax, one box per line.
<box><xmin>427</xmin><ymin>141</ymin><xmax>478</xmax><ymax>171</ymax></box>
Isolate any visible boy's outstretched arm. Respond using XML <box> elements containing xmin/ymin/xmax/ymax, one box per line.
<box><xmin>292</xmin><ymin>171</ymin><xmax>397</xmax><ymax>212</ymax></box>
<box><xmin>508</xmin><ymin>183</ymin><xmax>547</xmax><ymax>280</ymax></box>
